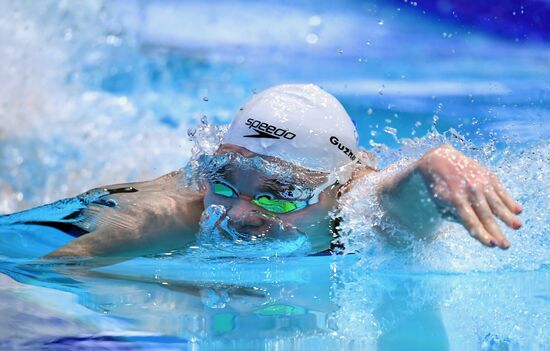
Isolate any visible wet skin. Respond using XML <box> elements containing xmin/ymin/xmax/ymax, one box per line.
<box><xmin>202</xmin><ymin>168</ymin><xmax>339</xmax><ymax>254</ymax></box>
<box><xmin>43</xmin><ymin>143</ymin><xmax>522</xmax><ymax>262</ymax></box>
<box><xmin>203</xmin><ymin>144</ymin><xmax>341</xmax><ymax>253</ymax></box>
<box><xmin>378</xmin><ymin>144</ymin><xmax>522</xmax><ymax>249</ymax></box>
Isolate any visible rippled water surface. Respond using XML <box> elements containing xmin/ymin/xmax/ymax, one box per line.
<box><xmin>0</xmin><ymin>0</ymin><xmax>549</xmax><ymax>349</ymax></box>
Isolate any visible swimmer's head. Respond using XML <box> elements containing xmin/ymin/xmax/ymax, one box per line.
<box><xmin>222</xmin><ymin>84</ymin><xmax>359</xmax><ymax>183</ymax></box>
<box><xmin>202</xmin><ymin>145</ymin><xmax>341</xmax><ymax>254</ymax></box>
<box><xmin>200</xmin><ymin>84</ymin><xmax>360</xmax><ymax>254</ymax></box>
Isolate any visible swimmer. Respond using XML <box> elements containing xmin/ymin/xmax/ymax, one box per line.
<box><xmin>37</xmin><ymin>84</ymin><xmax>522</xmax><ymax>261</ymax></box>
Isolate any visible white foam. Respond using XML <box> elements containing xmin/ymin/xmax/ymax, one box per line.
<box><xmin>0</xmin><ymin>1</ymin><xmax>197</xmax><ymax>213</ymax></box>
<box><xmin>335</xmin><ymin>130</ymin><xmax>550</xmax><ymax>273</ymax></box>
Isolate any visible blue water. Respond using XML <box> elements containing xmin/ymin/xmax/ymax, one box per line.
<box><xmin>0</xmin><ymin>0</ymin><xmax>549</xmax><ymax>349</ymax></box>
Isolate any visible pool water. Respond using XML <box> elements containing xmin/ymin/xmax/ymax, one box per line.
<box><xmin>0</xmin><ymin>0</ymin><xmax>549</xmax><ymax>349</ymax></box>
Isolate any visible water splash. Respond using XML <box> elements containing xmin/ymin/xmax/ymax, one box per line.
<box><xmin>184</xmin><ymin>116</ymin><xmax>331</xmax><ymax>196</ymax></box>
<box><xmin>0</xmin><ymin>1</ymin><xmax>199</xmax><ymax>214</ymax></box>
<box><xmin>187</xmin><ymin>205</ymin><xmax>312</xmax><ymax>259</ymax></box>
<box><xmin>335</xmin><ymin>127</ymin><xmax>550</xmax><ymax>272</ymax></box>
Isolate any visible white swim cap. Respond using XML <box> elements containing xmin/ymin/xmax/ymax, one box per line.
<box><xmin>223</xmin><ymin>84</ymin><xmax>358</xmax><ymax>182</ymax></box>
<box><xmin>223</xmin><ymin>84</ymin><xmax>359</xmax><ymax>182</ymax></box>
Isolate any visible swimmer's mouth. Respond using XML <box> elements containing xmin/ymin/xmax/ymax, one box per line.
<box><xmin>216</xmin><ymin>223</ymin><xmax>271</xmax><ymax>242</ymax></box>
<box><xmin>214</xmin><ymin>218</ymin><xmax>279</xmax><ymax>243</ymax></box>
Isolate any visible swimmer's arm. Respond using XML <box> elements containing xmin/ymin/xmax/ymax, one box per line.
<box><xmin>44</xmin><ymin>203</ymin><xmax>200</xmax><ymax>263</ymax></box>
<box><xmin>376</xmin><ymin>144</ymin><xmax>522</xmax><ymax>249</ymax></box>
<box><xmin>44</xmin><ymin>173</ymin><xmax>204</xmax><ymax>264</ymax></box>
<box><xmin>376</xmin><ymin>168</ymin><xmax>443</xmax><ymax>244</ymax></box>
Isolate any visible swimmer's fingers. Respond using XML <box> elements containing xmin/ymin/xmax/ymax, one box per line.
<box><xmin>454</xmin><ymin>200</ymin><xmax>496</xmax><ymax>248</ymax></box>
<box><xmin>471</xmin><ymin>192</ymin><xmax>510</xmax><ymax>249</ymax></box>
<box><xmin>491</xmin><ymin>175</ymin><xmax>522</xmax><ymax>214</ymax></box>
<box><xmin>486</xmin><ymin>187</ymin><xmax>522</xmax><ymax>230</ymax></box>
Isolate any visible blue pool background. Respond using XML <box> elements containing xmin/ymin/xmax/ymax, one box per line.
<box><xmin>0</xmin><ymin>0</ymin><xmax>549</xmax><ymax>349</ymax></box>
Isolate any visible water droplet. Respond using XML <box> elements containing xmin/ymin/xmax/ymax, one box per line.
<box><xmin>370</xmin><ymin>130</ymin><xmax>377</xmax><ymax>136</ymax></box>
<box><xmin>64</xmin><ymin>28</ymin><xmax>73</xmax><ymax>41</ymax></box>
<box><xmin>378</xmin><ymin>19</ymin><xmax>384</xmax><ymax>25</ymax></box>
<box><xmin>367</xmin><ymin>108</ymin><xmax>373</xmax><ymax>115</ymax></box>
<box><xmin>337</xmin><ymin>48</ymin><xmax>344</xmax><ymax>54</ymax></box>
<box><xmin>432</xmin><ymin>115</ymin><xmax>439</xmax><ymax>128</ymax></box>
<box><xmin>105</xmin><ymin>34</ymin><xmax>121</xmax><ymax>46</ymax></box>
<box><xmin>202</xmin><ymin>96</ymin><xmax>209</xmax><ymax>102</ymax></box>
<box><xmin>308</xmin><ymin>15</ymin><xmax>322</xmax><ymax>26</ymax></box>
<box><xmin>366</xmin><ymin>41</ymin><xmax>371</xmax><ymax>45</ymax></box>
<box><xmin>384</xmin><ymin>126</ymin><xmax>397</xmax><ymax>136</ymax></box>
<box><xmin>201</xmin><ymin>115</ymin><xmax>208</xmax><ymax>125</ymax></box>
<box><xmin>306</xmin><ymin>33</ymin><xmax>319</xmax><ymax>44</ymax></box>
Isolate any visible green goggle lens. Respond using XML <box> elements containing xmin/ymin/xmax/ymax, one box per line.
<box><xmin>251</xmin><ymin>196</ymin><xmax>305</xmax><ymax>214</ymax></box>
<box><xmin>213</xmin><ymin>182</ymin><xmax>236</xmax><ymax>198</ymax></box>
<box><xmin>212</xmin><ymin>182</ymin><xmax>307</xmax><ymax>214</ymax></box>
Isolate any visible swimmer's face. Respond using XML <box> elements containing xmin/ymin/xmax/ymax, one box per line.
<box><xmin>202</xmin><ymin>144</ymin><xmax>340</xmax><ymax>253</ymax></box>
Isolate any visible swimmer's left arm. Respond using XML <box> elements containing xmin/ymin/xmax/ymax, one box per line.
<box><xmin>43</xmin><ymin>171</ymin><xmax>204</xmax><ymax>265</ymax></box>
<box><xmin>375</xmin><ymin>144</ymin><xmax>522</xmax><ymax>249</ymax></box>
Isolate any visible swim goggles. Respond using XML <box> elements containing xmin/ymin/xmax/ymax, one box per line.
<box><xmin>211</xmin><ymin>179</ymin><xmax>336</xmax><ymax>214</ymax></box>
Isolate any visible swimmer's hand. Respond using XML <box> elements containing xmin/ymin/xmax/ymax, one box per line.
<box><xmin>378</xmin><ymin>144</ymin><xmax>522</xmax><ymax>249</ymax></box>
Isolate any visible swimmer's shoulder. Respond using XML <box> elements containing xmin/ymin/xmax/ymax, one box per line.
<box><xmin>69</xmin><ymin>168</ymin><xmax>203</xmax><ymax>233</ymax></box>
<box><xmin>84</xmin><ymin>167</ymin><xmax>202</xmax><ymax>197</ymax></box>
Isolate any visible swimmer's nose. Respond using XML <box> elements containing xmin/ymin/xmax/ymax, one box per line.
<box><xmin>226</xmin><ymin>200</ymin><xmax>266</xmax><ymax>230</ymax></box>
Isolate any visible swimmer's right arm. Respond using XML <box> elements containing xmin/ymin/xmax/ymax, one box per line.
<box><xmin>376</xmin><ymin>145</ymin><xmax>522</xmax><ymax>249</ymax></box>
<box><xmin>44</xmin><ymin>171</ymin><xmax>204</xmax><ymax>264</ymax></box>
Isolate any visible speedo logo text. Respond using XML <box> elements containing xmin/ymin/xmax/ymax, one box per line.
<box><xmin>243</xmin><ymin>118</ymin><xmax>297</xmax><ymax>140</ymax></box>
